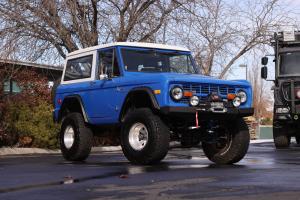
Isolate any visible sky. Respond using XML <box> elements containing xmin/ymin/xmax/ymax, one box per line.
<box><xmin>226</xmin><ymin>0</ymin><xmax>300</xmax><ymax>81</ymax></box>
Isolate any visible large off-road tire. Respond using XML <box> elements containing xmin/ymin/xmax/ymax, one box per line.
<box><xmin>60</xmin><ymin>113</ymin><xmax>93</xmax><ymax>161</ymax></box>
<box><xmin>121</xmin><ymin>108</ymin><xmax>170</xmax><ymax>165</ymax></box>
<box><xmin>202</xmin><ymin>118</ymin><xmax>250</xmax><ymax>165</ymax></box>
<box><xmin>273</xmin><ymin>123</ymin><xmax>291</xmax><ymax>148</ymax></box>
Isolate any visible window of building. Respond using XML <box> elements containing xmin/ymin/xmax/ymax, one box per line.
<box><xmin>3</xmin><ymin>80</ymin><xmax>22</xmax><ymax>94</ymax></box>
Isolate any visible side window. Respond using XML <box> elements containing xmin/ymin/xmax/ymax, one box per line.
<box><xmin>64</xmin><ymin>55</ymin><xmax>93</xmax><ymax>81</ymax></box>
<box><xmin>98</xmin><ymin>49</ymin><xmax>120</xmax><ymax>78</ymax></box>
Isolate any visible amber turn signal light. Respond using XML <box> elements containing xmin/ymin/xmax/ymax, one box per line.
<box><xmin>227</xmin><ymin>93</ymin><xmax>236</xmax><ymax>100</ymax></box>
<box><xmin>184</xmin><ymin>91</ymin><xmax>193</xmax><ymax>97</ymax></box>
<box><xmin>153</xmin><ymin>90</ymin><xmax>161</xmax><ymax>94</ymax></box>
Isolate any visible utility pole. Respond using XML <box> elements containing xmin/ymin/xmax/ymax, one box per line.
<box><xmin>239</xmin><ymin>64</ymin><xmax>248</xmax><ymax>80</ymax></box>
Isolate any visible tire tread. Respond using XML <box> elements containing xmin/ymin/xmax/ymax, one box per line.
<box><xmin>60</xmin><ymin>113</ymin><xmax>93</xmax><ymax>161</ymax></box>
<box><xmin>121</xmin><ymin>108</ymin><xmax>169</xmax><ymax>165</ymax></box>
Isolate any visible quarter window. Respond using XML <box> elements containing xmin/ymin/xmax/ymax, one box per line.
<box><xmin>64</xmin><ymin>55</ymin><xmax>93</xmax><ymax>81</ymax></box>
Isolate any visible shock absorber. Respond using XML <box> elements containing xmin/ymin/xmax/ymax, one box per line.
<box><xmin>204</xmin><ymin>120</ymin><xmax>219</xmax><ymax>143</ymax></box>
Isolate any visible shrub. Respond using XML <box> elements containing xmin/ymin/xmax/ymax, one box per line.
<box><xmin>5</xmin><ymin>101</ymin><xmax>59</xmax><ymax>149</ymax></box>
<box><xmin>0</xmin><ymin>68</ymin><xmax>56</xmax><ymax>148</ymax></box>
<box><xmin>260</xmin><ymin>117</ymin><xmax>272</xmax><ymax>125</ymax></box>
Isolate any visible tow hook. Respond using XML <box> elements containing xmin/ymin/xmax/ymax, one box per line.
<box><xmin>189</xmin><ymin>111</ymin><xmax>200</xmax><ymax>130</ymax></box>
<box><xmin>195</xmin><ymin>111</ymin><xmax>199</xmax><ymax>128</ymax></box>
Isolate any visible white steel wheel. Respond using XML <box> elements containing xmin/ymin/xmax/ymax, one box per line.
<box><xmin>128</xmin><ymin>122</ymin><xmax>149</xmax><ymax>151</ymax></box>
<box><xmin>64</xmin><ymin>125</ymin><xmax>75</xmax><ymax>149</ymax></box>
<box><xmin>121</xmin><ymin>108</ymin><xmax>170</xmax><ymax>165</ymax></box>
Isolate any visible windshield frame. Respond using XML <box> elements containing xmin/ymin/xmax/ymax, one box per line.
<box><xmin>278</xmin><ymin>50</ymin><xmax>300</xmax><ymax>77</ymax></box>
<box><xmin>119</xmin><ymin>46</ymin><xmax>199</xmax><ymax>74</ymax></box>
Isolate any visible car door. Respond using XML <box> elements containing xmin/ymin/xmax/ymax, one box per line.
<box><xmin>87</xmin><ymin>48</ymin><xmax>124</xmax><ymax>124</ymax></box>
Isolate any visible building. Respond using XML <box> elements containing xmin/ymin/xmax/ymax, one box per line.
<box><xmin>0</xmin><ymin>59</ymin><xmax>63</xmax><ymax>94</ymax></box>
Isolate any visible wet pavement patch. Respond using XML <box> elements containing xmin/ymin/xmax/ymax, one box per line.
<box><xmin>0</xmin><ymin>172</ymin><xmax>125</xmax><ymax>194</ymax></box>
<box><xmin>1</xmin><ymin>142</ymin><xmax>300</xmax><ymax>199</ymax></box>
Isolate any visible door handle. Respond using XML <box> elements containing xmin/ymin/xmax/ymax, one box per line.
<box><xmin>117</xmin><ymin>87</ymin><xmax>123</xmax><ymax>91</ymax></box>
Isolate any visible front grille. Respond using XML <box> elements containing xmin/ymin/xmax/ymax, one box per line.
<box><xmin>180</xmin><ymin>83</ymin><xmax>237</xmax><ymax>103</ymax></box>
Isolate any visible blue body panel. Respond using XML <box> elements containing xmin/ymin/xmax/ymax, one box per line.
<box><xmin>54</xmin><ymin>46</ymin><xmax>253</xmax><ymax>125</ymax></box>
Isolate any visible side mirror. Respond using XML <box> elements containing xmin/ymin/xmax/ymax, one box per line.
<box><xmin>261</xmin><ymin>57</ymin><xmax>268</xmax><ymax>65</ymax></box>
<box><xmin>261</xmin><ymin>66</ymin><xmax>268</xmax><ymax>79</ymax></box>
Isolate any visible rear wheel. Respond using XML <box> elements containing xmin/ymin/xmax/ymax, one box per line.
<box><xmin>121</xmin><ymin>108</ymin><xmax>170</xmax><ymax>165</ymax></box>
<box><xmin>273</xmin><ymin>122</ymin><xmax>291</xmax><ymax>149</ymax></box>
<box><xmin>60</xmin><ymin>113</ymin><xmax>93</xmax><ymax>161</ymax></box>
<box><xmin>202</xmin><ymin>118</ymin><xmax>250</xmax><ymax>164</ymax></box>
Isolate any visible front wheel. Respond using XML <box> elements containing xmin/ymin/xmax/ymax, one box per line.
<box><xmin>273</xmin><ymin>122</ymin><xmax>291</xmax><ymax>149</ymax></box>
<box><xmin>202</xmin><ymin>118</ymin><xmax>250</xmax><ymax>164</ymax></box>
<box><xmin>121</xmin><ymin>108</ymin><xmax>170</xmax><ymax>165</ymax></box>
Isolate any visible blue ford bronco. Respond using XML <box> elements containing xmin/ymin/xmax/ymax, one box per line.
<box><xmin>53</xmin><ymin>42</ymin><xmax>254</xmax><ymax>165</ymax></box>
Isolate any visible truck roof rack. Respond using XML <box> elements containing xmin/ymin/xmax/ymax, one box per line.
<box><xmin>273</xmin><ymin>31</ymin><xmax>300</xmax><ymax>46</ymax></box>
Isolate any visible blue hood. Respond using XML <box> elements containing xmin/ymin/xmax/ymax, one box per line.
<box><xmin>125</xmin><ymin>72</ymin><xmax>251</xmax><ymax>87</ymax></box>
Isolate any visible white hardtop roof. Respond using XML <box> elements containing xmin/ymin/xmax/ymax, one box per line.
<box><xmin>67</xmin><ymin>42</ymin><xmax>190</xmax><ymax>57</ymax></box>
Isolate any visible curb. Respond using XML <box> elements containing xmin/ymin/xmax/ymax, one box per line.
<box><xmin>0</xmin><ymin>148</ymin><xmax>60</xmax><ymax>156</ymax></box>
<box><xmin>0</xmin><ymin>146</ymin><xmax>122</xmax><ymax>156</ymax></box>
<box><xmin>250</xmin><ymin>139</ymin><xmax>273</xmax><ymax>144</ymax></box>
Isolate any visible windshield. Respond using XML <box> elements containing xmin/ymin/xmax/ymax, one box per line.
<box><xmin>121</xmin><ymin>48</ymin><xmax>197</xmax><ymax>74</ymax></box>
<box><xmin>279</xmin><ymin>52</ymin><xmax>300</xmax><ymax>76</ymax></box>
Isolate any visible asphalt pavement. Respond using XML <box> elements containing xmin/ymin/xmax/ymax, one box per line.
<box><xmin>1</xmin><ymin>141</ymin><xmax>300</xmax><ymax>200</ymax></box>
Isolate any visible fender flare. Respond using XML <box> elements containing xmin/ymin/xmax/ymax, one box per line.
<box><xmin>129</xmin><ymin>87</ymin><xmax>160</xmax><ymax>109</ymax></box>
<box><xmin>59</xmin><ymin>95</ymin><xmax>89</xmax><ymax>123</ymax></box>
<box><xmin>119</xmin><ymin>87</ymin><xmax>160</xmax><ymax>121</ymax></box>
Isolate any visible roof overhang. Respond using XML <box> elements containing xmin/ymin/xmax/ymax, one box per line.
<box><xmin>0</xmin><ymin>59</ymin><xmax>63</xmax><ymax>71</ymax></box>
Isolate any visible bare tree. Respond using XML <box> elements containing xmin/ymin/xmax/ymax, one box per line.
<box><xmin>105</xmin><ymin>0</ymin><xmax>181</xmax><ymax>42</ymax></box>
<box><xmin>248</xmin><ymin>59</ymin><xmax>273</xmax><ymax>119</ymax></box>
<box><xmin>169</xmin><ymin>0</ymin><xmax>295</xmax><ymax>78</ymax></box>
<box><xmin>0</xmin><ymin>0</ymin><xmax>297</xmax><ymax>75</ymax></box>
<box><xmin>0</xmin><ymin>0</ymin><xmax>182</xmax><ymax>61</ymax></box>
<box><xmin>1</xmin><ymin>1</ymin><xmax>99</xmax><ymax>58</ymax></box>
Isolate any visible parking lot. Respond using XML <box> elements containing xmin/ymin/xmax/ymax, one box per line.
<box><xmin>1</xmin><ymin>141</ymin><xmax>300</xmax><ymax>200</ymax></box>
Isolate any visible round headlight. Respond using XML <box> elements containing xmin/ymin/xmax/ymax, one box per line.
<box><xmin>296</xmin><ymin>89</ymin><xmax>300</xmax><ymax>99</ymax></box>
<box><xmin>171</xmin><ymin>86</ymin><xmax>183</xmax><ymax>101</ymax></box>
<box><xmin>233</xmin><ymin>96</ymin><xmax>241</xmax><ymax>107</ymax></box>
<box><xmin>190</xmin><ymin>96</ymin><xmax>199</xmax><ymax>106</ymax></box>
<box><xmin>237</xmin><ymin>90</ymin><xmax>247</xmax><ymax>103</ymax></box>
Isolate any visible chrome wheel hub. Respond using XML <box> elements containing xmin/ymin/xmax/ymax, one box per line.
<box><xmin>64</xmin><ymin>126</ymin><xmax>75</xmax><ymax>149</ymax></box>
<box><xmin>128</xmin><ymin>123</ymin><xmax>149</xmax><ymax>151</ymax></box>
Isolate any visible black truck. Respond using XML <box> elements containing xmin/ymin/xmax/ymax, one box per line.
<box><xmin>261</xmin><ymin>31</ymin><xmax>300</xmax><ymax>148</ymax></box>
